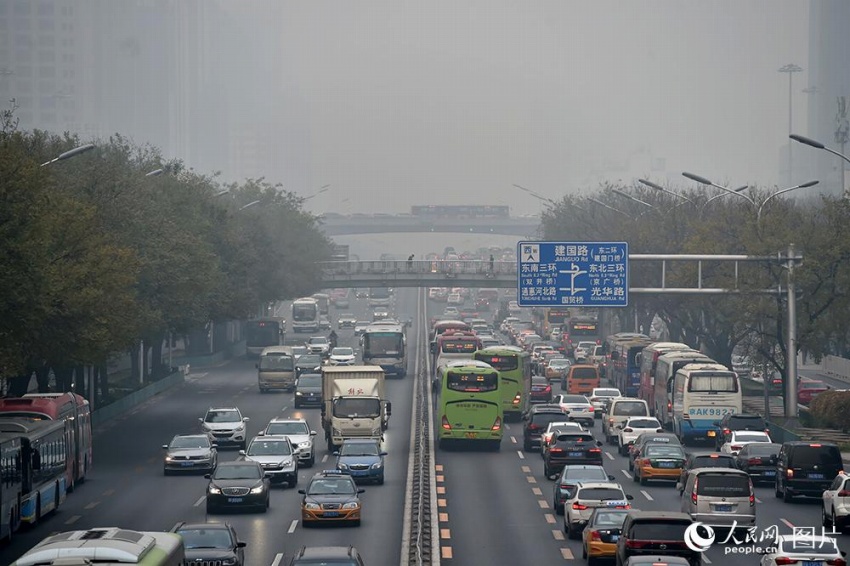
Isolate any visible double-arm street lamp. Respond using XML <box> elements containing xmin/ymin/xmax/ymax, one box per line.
<box><xmin>302</xmin><ymin>184</ymin><xmax>331</xmax><ymax>202</ymax></box>
<box><xmin>790</xmin><ymin>134</ymin><xmax>850</xmax><ymax>196</ymax></box>
<box><xmin>40</xmin><ymin>143</ymin><xmax>95</xmax><ymax>167</ymax></box>
<box><xmin>638</xmin><ymin>179</ymin><xmax>695</xmax><ymax>205</ymax></box>
<box><xmin>611</xmin><ymin>188</ymin><xmax>655</xmax><ymax>211</ymax></box>
<box><xmin>587</xmin><ymin>197</ymin><xmax>634</xmax><ymax>220</ymax></box>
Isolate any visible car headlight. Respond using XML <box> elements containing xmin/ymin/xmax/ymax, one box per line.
<box><xmin>304</xmin><ymin>502</ymin><xmax>320</xmax><ymax>510</ymax></box>
<box><xmin>342</xmin><ymin>501</ymin><xmax>360</xmax><ymax>510</ymax></box>
<box><xmin>208</xmin><ymin>486</ymin><xmax>221</xmax><ymax>494</ymax></box>
<box><xmin>235</xmin><ymin>424</ymin><xmax>245</xmax><ymax>431</ymax></box>
<box><xmin>250</xmin><ymin>485</ymin><xmax>265</xmax><ymax>494</ymax></box>
<box><xmin>221</xmin><ymin>558</ymin><xmax>237</xmax><ymax>566</ymax></box>
<box><xmin>371</xmin><ymin>461</ymin><xmax>383</xmax><ymax>469</ymax></box>
<box><xmin>295</xmin><ymin>391</ymin><xmax>303</xmax><ymax>396</ymax></box>
<box><xmin>372</xmin><ymin>428</ymin><xmax>382</xmax><ymax>436</ymax></box>
<box><xmin>282</xmin><ymin>459</ymin><xmax>292</xmax><ymax>467</ymax></box>
<box><xmin>299</xmin><ymin>441</ymin><xmax>311</xmax><ymax>448</ymax></box>
<box><xmin>332</xmin><ymin>428</ymin><xmax>343</xmax><ymax>436</ymax></box>
<box><xmin>337</xmin><ymin>462</ymin><xmax>349</xmax><ymax>470</ymax></box>
<box><xmin>165</xmin><ymin>456</ymin><xmax>174</xmax><ymax>462</ymax></box>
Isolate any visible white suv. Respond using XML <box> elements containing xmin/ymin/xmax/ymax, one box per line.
<box><xmin>563</xmin><ymin>481</ymin><xmax>633</xmax><ymax>539</ymax></box>
<box><xmin>199</xmin><ymin>407</ymin><xmax>249</xmax><ymax>449</ymax></box>
<box><xmin>822</xmin><ymin>473</ymin><xmax>850</xmax><ymax>530</ymax></box>
<box><xmin>616</xmin><ymin>417</ymin><xmax>663</xmax><ymax>456</ymax></box>
<box><xmin>260</xmin><ymin>417</ymin><xmax>317</xmax><ymax>467</ymax></box>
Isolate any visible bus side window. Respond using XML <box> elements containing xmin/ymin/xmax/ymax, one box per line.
<box><xmin>32</xmin><ymin>448</ymin><xmax>41</xmax><ymax>471</ymax></box>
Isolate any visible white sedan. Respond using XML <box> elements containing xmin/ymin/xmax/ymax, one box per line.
<box><xmin>328</xmin><ymin>347</ymin><xmax>356</xmax><ymax>365</ymax></box>
<box><xmin>720</xmin><ymin>430</ymin><xmax>772</xmax><ymax>455</ymax></box>
<box><xmin>616</xmin><ymin>417</ymin><xmax>663</xmax><ymax>456</ymax></box>
<box><xmin>758</xmin><ymin>535</ymin><xmax>845</xmax><ymax>566</ymax></box>
<box><xmin>552</xmin><ymin>394</ymin><xmax>595</xmax><ymax>427</ymax></box>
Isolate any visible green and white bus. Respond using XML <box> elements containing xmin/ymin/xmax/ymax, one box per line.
<box><xmin>437</xmin><ymin>360</ymin><xmax>503</xmax><ymax>451</ymax></box>
<box><xmin>473</xmin><ymin>346</ymin><xmax>531</xmax><ymax>422</ymax></box>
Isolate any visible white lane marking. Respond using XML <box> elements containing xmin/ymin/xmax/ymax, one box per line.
<box><xmin>287</xmin><ymin>520</ymin><xmax>298</xmax><ymax>534</ymax></box>
<box><xmin>756</xmin><ymin>497</ymin><xmax>763</xmax><ymax>503</ymax></box>
<box><xmin>641</xmin><ymin>490</ymin><xmax>653</xmax><ymax>501</ymax></box>
<box><xmin>280</xmin><ymin>405</ymin><xmax>288</xmax><ymax>412</ymax></box>
<box><xmin>271</xmin><ymin>553</ymin><xmax>284</xmax><ymax>566</ymax></box>
<box><xmin>505</xmin><ymin>424</ymin><xmax>511</xmax><ymax>430</ymax></box>
<box><xmin>621</xmin><ymin>469</ymin><xmax>631</xmax><ymax>479</ymax></box>
<box><xmin>170</xmin><ymin>522</ymin><xmax>181</xmax><ymax>532</ymax></box>
<box><xmin>322</xmin><ymin>454</ymin><xmax>328</xmax><ymax>463</ymax></box>
<box><xmin>605</xmin><ymin>452</ymin><xmax>615</xmax><ymax>460</ymax></box>
<box><xmin>511</xmin><ymin>436</ymin><xmax>517</xmax><ymax>444</ymax></box>
<box><xmin>781</xmin><ymin>518</ymin><xmax>795</xmax><ymax>529</ymax></box>
<box><xmin>64</xmin><ymin>515</ymin><xmax>81</xmax><ymax>525</ymax></box>
<box><xmin>193</xmin><ymin>496</ymin><xmax>205</xmax><ymax>507</ymax></box>
<box><xmin>517</xmin><ymin>450</ymin><xmax>525</xmax><ymax>460</ymax></box>
<box><xmin>703</xmin><ymin>556</ymin><xmax>712</xmax><ymax>564</ymax></box>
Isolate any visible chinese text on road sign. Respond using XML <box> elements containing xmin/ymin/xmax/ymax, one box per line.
<box><xmin>517</xmin><ymin>242</ymin><xmax>629</xmax><ymax>307</ymax></box>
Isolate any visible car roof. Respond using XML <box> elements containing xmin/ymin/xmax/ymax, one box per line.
<box><xmin>726</xmin><ymin>413</ymin><xmax>764</xmax><ymax>419</ymax></box>
<box><xmin>208</xmin><ymin>406</ymin><xmax>241</xmax><ymax>412</ymax></box>
<box><xmin>626</xmin><ymin>511</ymin><xmax>692</xmax><ymax>521</ymax></box>
<box><xmin>173</xmin><ymin>433</ymin><xmax>209</xmax><ymax>439</ymax></box>
<box><xmin>341</xmin><ymin>438</ymin><xmax>380</xmax><ymax>444</ymax></box>
<box><xmin>574</xmin><ymin>481</ymin><xmax>625</xmax><ymax>490</ymax></box>
<box><xmin>175</xmin><ymin>522</ymin><xmax>232</xmax><ymax>532</ymax></box>
<box><xmin>687</xmin><ymin>467</ymin><xmax>749</xmax><ymax>477</ymax></box>
<box><xmin>530</xmin><ymin>404</ymin><xmax>566</xmax><ymax>413</ymax></box>
<box><xmin>296</xmin><ymin>546</ymin><xmax>358</xmax><ymax>559</ymax></box>
<box><xmin>267</xmin><ymin>417</ymin><xmax>307</xmax><ymax>424</ymax></box>
<box><xmin>217</xmin><ymin>460</ymin><xmax>260</xmax><ymax>467</ymax></box>
<box><xmin>625</xmin><ymin>557</ymin><xmax>691</xmax><ymax>565</ymax></box>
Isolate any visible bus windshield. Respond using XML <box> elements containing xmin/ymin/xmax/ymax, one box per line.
<box><xmin>475</xmin><ymin>354</ymin><xmax>518</xmax><ymax>372</ymax></box>
<box><xmin>447</xmin><ymin>372</ymin><xmax>498</xmax><ymax>392</ymax></box>
<box><xmin>441</xmin><ymin>339</ymin><xmax>478</xmax><ymax>354</ymax></box>
<box><xmin>246</xmin><ymin>322</ymin><xmax>279</xmax><ymax>346</ymax></box>
<box><xmin>292</xmin><ymin>304</ymin><xmax>317</xmax><ymax>321</ymax></box>
<box><xmin>364</xmin><ymin>332</ymin><xmax>404</xmax><ymax>355</ymax></box>
<box><xmin>688</xmin><ymin>374</ymin><xmax>739</xmax><ymax>393</ymax></box>
<box><xmin>259</xmin><ymin>355</ymin><xmax>293</xmax><ymax>371</ymax></box>
<box><xmin>369</xmin><ymin>287</ymin><xmax>390</xmax><ymax>299</ymax></box>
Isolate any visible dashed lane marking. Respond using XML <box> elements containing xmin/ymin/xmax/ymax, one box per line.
<box><xmin>287</xmin><ymin>520</ymin><xmax>298</xmax><ymax>534</ymax></box>
<box><xmin>193</xmin><ymin>496</ymin><xmax>205</xmax><ymax>507</ymax></box>
<box><xmin>756</xmin><ymin>497</ymin><xmax>762</xmax><ymax>503</ymax></box>
<box><xmin>511</xmin><ymin>436</ymin><xmax>517</xmax><ymax>444</ymax></box>
<box><xmin>442</xmin><ymin>547</ymin><xmax>453</xmax><ymax>559</ymax></box>
<box><xmin>561</xmin><ymin>548</ymin><xmax>574</xmax><ymax>560</ymax></box>
<box><xmin>545</xmin><ymin>514</ymin><xmax>556</xmax><ymax>524</ymax></box>
<box><xmin>270</xmin><ymin>553</ymin><xmax>284</xmax><ymax>566</ymax></box>
<box><xmin>538</xmin><ymin>499</ymin><xmax>548</xmax><ymax>509</ymax></box>
<box><xmin>526</xmin><ymin>476</ymin><xmax>537</xmax><ymax>484</ymax></box>
<box><xmin>605</xmin><ymin>452</ymin><xmax>615</xmax><ymax>460</ymax></box>
<box><xmin>641</xmin><ymin>490</ymin><xmax>653</xmax><ymax>501</ymax></box>
<box><xmin>532</xmin><ymin>487</ymin><xmax>542</xmax><ymax>496</ymax></box>
<box><xmin>102</xmin><ymin>489</ymin><xmax>115</xmax><ymax>497</ymax></box>
<box><xmin>436</xmin><ymin>474</ymin><xmax>444</xmax><ymax>482</ymax></box>
<box><xmin>703</xmin><ymin>556</ymin><xmax>712</xmax><ymax>564</ymax></box>
<box><xmin>321</xmin><ymin>455</ymin><xmax>328</xmax><ymax>463</ymax></box>
<box><xmin>552</xmin><ymin>529</ymin><xmax>564</xmax><ymax>540</ymax></box>
<box><xmin>781</xmin><ymin>518</ymin><xmax>795</xmax><ymax>529</ymax></box>
<box><xmin>440</xmin><ymin>528</ymin><xmax>451</xmax><ymax>539</ymax></box>
<box><xmin>505</xmin><ymin>424</ymin><xmax>511</xmax><ymax>430</ymax></box>
<box><xmin>84</xmin><ymin>501</ymin><xmax>99</xmax><ymax>510</ymax></box>
<box><xmin>437</xmin><ymin>486</ymin><xmax>446</xmax><ymax>494</ymax></box>
<box><xmin>439</xmin><ymin>512</ymin><xmax>449</xmax><ymax>522</ymax></box>
<box><xmin>436</xmin><ymin>464</ymin><xmax>443</xmax><ymax>472</ymax></box>
<box><xmin>621</xmin><ymin>469</ymin><xmax>631</xmax><ymax>479</ymax></box>
<box><xmin>518</xmin><ymin>451</ymin><xmax>525</xmax><ymax>460</ymax></box>
<box><xmin>522</xmin><ymin>466</ymin><xmax>531</xmax><ymax>473</ymax></box>
<box><xmin>438</xmin><ymin>498</ymin><xmax>447</xmax><ymax>507</ymax></box>
<box><xmin>64</xmin><ymin>515</ymin><xmax>81</xmax><ymax>525</ymax></box>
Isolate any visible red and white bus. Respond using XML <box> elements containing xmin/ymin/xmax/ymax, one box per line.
<box><xmin>0</xmin><ymin>393</ymin><xmax>92</xmax><ymax>491</ymax></box>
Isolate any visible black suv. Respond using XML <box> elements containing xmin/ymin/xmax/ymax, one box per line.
<box><xmin>522</xmin><ymin>404</ymin><xmax>568</xmax><ymax>451</ymax></box>
<box><xmin>713</xmin><ymin>413</ymin><xmax>768</xmax><ymax>450</ymax></box>
<box><xmin>774</xmin><ymin>441</ymin><xmax>843</xmax><ymax>502</ymax></box>
<box><xmin>172</xmin><ymin>522</ymin><xmax>246</xmax><ymax>566</ymax></box>
<box><xmin>543</xmin><ymin>432</ymin><xmax>604</xmax><ymax>478</ymax></box>
<box><xmin>616</xmin><ymin>511</ymin><xmax>701</xmax><ymax>566</ymax></box>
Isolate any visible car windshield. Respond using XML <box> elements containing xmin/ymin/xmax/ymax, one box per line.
<box><xmin>612</xmin><ymin>402</ymin><xmax>647</xmax><ymax>416</ymax></box>
<box><xmin>577</xmin><ymin>487</ymin><xmax>625</xmax><ymax>501</ymax></box>
<box><xmin>800</xmin><ymin>380</ymin><xmax>826</xmax><ymax>389</ymax></box>
<box><xmin>734</xmin><ymin>432</ymin><xmax>770</xmax><ymax>443</ymax></box>
<box><xmin>206</xmin><ymin>410</ymin><xmax>241</xmax><ymax>423</ymax></box>
<box><xmin>549</xmin><ymin>360</ymin><xmax>570</xmax><ymax>368</ymax></box>
<box><xmin>332</xmin><ymin>348</ymin><xmax>354</xmax><ymax>356</ymax></box>
<box><xmin>693</xmin><ymin>456</ymin><xmax>734</xmax><ymax>467</ymax></box>
<box><xmin>548</xmin><ymin>422</ymin><xmax>580</xmax><ymax>431</ymax></box>
<box><xmin>594</xmin><ymin>389</ymin><xmax>620</xmax><ymax>397</ymax></box>
<box><xmin>562</xmin><ymin>467</ymin><xmax>608</xmax><ymax>481</ymax></box>
<box><xmin>747</xmin><ymin>444</ymin><xmax>780</xmax><ymax>456</ymax></box>
<box><xmin>177</xmin><ymin>528</ymin><xmax>233</xmax><ymax>550</ymax></box>
<box><xmin>780</xmin><ymin>539</ymin><xmax>838</xmax><ymax>554</ymax></box>
<box><xmin>558</xmin><ymin>434</ymin><xmax>595</xmax><ymax>443</ymax></box>
<box><xmin>628</xmin><ymin>419</ymin><xmax>660</xmax><ymax>429</ymax></box>
<box><xmin>340</xmin><ymin>442</ymin><xmax>380</xmax><ymax>457</ymax></box>
<box><xmin>259</xmin><ymin>354</ymin><xmax>293</xmax><ymax>370</ymax></box>
<box><xmin>645</xmin><ymin>445</ymin><xmax>685</xmax><ymax>458</ymax></box>
<box><xmin>214</xmin><ymin>464</ymin><xmax>261</xmax><ymax>479</ymax></box>
<box><xmin>309</xmin><ymin>337</ymin><xmax>328</xmax><ymax>345</ymax></box>
<box><xmin>789</xmin><ymin>445</ymin><xmax>842</xmax><ymax>468</ymax></box>
<box><xmin>572</xmin><ymin>367</ymin><xmax>598</xmax><ymax>379</ymax></box>
<box><xmin>630</xmin><ymin>521</ymin><xmax>690</xmax><ymax>539</ymax></box>
<box><xmin>298</xmin><ymin>375</ymin><xmax>322</xmax><ymax>388</ymax></box>
<box><xmin>266</xmin><ymin>422</ymin><xmax>310</xmax><ymax>436</ymax></box>
<box><xmin>170</xmin><ymin>436</ymin><xmax>210</xmax><ymax>449</ymax></box>
<box><xmin>248</xmin><ymin>440</ymin><xmax>292</xmax><ymax>456</ymax></box>
<box><xmin>593</xmin><ymin>511</ymin><xmax>629</xmax><ymax>527</ymax></box>
<box><xmin>308</xmin><ymin>478</ymin><xmax>356</xmax><ymax>495</ymax></box>
<box><xmin>297</xmin><ymin>355</ymin><xmax>322</xmax><ymax>367</ymax></box>
<box><xmin>728</xmin><ymin>416</ymin><xmax>766</xmax><ymax>428</ymax></box>
<box><xmin>696</xmin><ymin>474</ymin><xmax>750</xmax><ymax>496</ymax></box>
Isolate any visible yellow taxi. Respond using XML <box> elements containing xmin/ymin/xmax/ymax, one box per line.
<box><xmin>582</xmin><ymin>507</ymin><xmax>631</xmax><ymax>562</ymax></box>
<box><xmin>632</xmin><ymin>443</ymin><xmax>687</xmax><ymax>485</ymax></box>
<box><xmin>299</xmin><ymin>470</ymin><xmax>365</xmax><ymax>526</ymax></box>
<box><xmin>545</xmin><ymin>358</ymin><xmax>572</xmax><ymax>380</ymax></box>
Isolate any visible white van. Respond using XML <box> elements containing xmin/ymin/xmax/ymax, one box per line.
<box><xmin>602</xmin><ymin>398</ymin><xmax>650</xmax><ymax>443</ymax></box>
<box><xmin>680</xmin><ymin>467</ymin><xmax>755</xmax><ymax>529</ymax></box>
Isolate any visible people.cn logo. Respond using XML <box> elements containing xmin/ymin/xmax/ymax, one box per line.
<box><xmin>685</xmin><ymin>522</ymin><xmax>716</xmax><ymax>552</ymax></box>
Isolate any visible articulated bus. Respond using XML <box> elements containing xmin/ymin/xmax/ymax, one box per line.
<box><xmin>652</xmin><ymin>351</ymin><xmax>713</xmax><ymax>428</ymax></box>
<box><xmin>362</xmin><ymin>323</ymin><xmax>407</xmax><ymax>378</ymax></box>
<box><xmin>637</xmin><ymin>342</ymin><xmax>693</xmax><ymax>411</ymax></box>
<box><xmin>473</xmin><ymin>346</ymin><xmax>531</xmax><ymax>422</ymax></box>
<box><xmin>671</xmin><ymin>363</ymin><xmax>742</xmax><ymax>445</ymax></box>
<box><xmin>291</xmin><ymin>297</ymin><xmax>320</xmax><ymax>333</ymax></box>
<box><xmin>609</xmin><ymin>338</ymin><xmax>653</xmax><ymax>398</ymax></box>
<box><xmin>245</xmin><ymin>319</ymin><xmax>283</xmax><ymax>356</ymax></box>
<box><xmin>0</xmin><ymin>419</ymin><xmax>67</xmax><ymax>526</ymax></box>
<box><xmin>0</xmin><ymin>393</ymin><xmax>92</xmax><ymax>490</ymax></box>
<box><xmin>437</xmin><ymin>360</ymin><xmax>503</xmax><ymax>451</ymax></box>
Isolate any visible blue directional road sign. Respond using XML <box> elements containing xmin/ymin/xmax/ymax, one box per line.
<box><xmin>516</xmin><ymin>241</ymin><xmax>629</xmax><ymax>307</ymax></box>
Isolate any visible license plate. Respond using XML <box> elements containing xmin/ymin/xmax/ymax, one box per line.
<box><xmin>715</xmin><ymin>505</ymin><xmax>732</xmax><ymax>512</ymax></box>
<box><xmin>181</xmin><ymin>462</ymin><xmax>194</xmax><ymax>467</ymax></box>
<box><xmin>802</xmin><ymin>562</ymin><xmax>822</xmax><ymax>566</ymax></box>
<box><xmin>324</xmin><ymin>511</ymin><xmax>339</xmax><ymax>517</ymax></box>
<box><xmin>610</xmin><ymin>535</ymin><xmax>619</xmax><ymax>542</ymax></box>
<box><xmin>763</xmin><ymin>470</ymin><xmax>776</xmax><ymax>476</ymax></box>
<box><xmin>658</xmin><ymin>461</ymin><xmax>675</xmax><ymax>468</ymax></box>
<box><xmin>569</xmin><ymin>452</ymin><xmax>583</xmax><ymax>457</ymax></box>
<box><xmin>227</xmin><ymin>497</ymin><xmax>243</xmax><ymax>503</ymax></box>
<box><xmin>809</xmin><ymin>473</ymin><xmax>824</xmax><ymax>479</ymax></box>
<box><xmin>466</xmin><ymin>432</ymin><xmax>478</xmax><ymax>439</ymax></box>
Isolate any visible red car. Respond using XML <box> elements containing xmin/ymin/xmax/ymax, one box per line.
<box><xmin>798</xmin><ymin>379</ymin><xmax>829</xmax><ymax>405</ymax></box>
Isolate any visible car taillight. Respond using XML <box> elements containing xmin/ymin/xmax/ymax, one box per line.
<box><xmin>492</xmin><ymin>416</ymin><xmax>502</xmax><ymax>431</ymax></box>
<box><xmin>588</xmin><ymin>407</ymin><xmax>594</xmax><ymax>412</ymax></box>
<box><xmin>441</xmin><ymin>416</ymin><xmax>452</xmax><ymax>430</ymax></box>
<box><xmin>838</xmin><ymin>490</ymin><xmax>850</xmax><ymax>497</ymax></box>
<box><xmin>550</xmin><ymin>448</ymin><xmax>564</xmax><ymax>453</ymax></box>
<box><xmin>572</xmin><ymin>502</ymin><xmax>588</xmax><ymax>510</ymax></box>
<box><xmin>589</xmin><ymin>448</ymin><xmax>601</xmax><ymax>453</ymax></box>
<box><xmin>590</xmin><ymin>530</ymin><xmax>602</xmax><ymax>541</ymax></box>
<box><xmin>544</xmin><ymin>386</ymin><xmax>551</xmax><ymax>393</ymax></box>
<box><xmin>609</xmin><ymin>418</ymin><xmax>614</xmax><ymax>425</ymax></box>
<box><xmin>748</xmin><ymin>458</ymin><xmax>761</xmax><ymax>465</ymax></box>
<box><xmin>749</xmin><ymin>494</ymin><xmax>755</xmax><ymax>506</ymax></box>
<box><xmin>667</xmin><ymin>402</ymin><xmax>672</xmax><ymax>410</ymax></box>
<box><xmin>513</xmin><ymin>393</ymin><xmax>521</xmax><ymax>406</ymax></box>
<box><xmin>529</xmin><ymin>424</ymin><xmax>541</xmax><ymax>430</ymax></box>
<box><xmin>775</xmin><ymin>559</ymin><xmax>799</xmax><ymax>565</ymax></box>
<box><xmin>787</xmin><ymin>469</ymin><xmax>794</xmax><ymax>478</ymax></box>
<box><xmin>731</xmin><ymin>445</ymin><xmax>742</xmax><ymax>451</ymax></box>
<box><xmin>623</xmin><ymin>427</ymin><xmax>633</xmax><ymax>432</ymax></box>
<box><xmin>723</xmin><ymin>428</ymin><xmax>731</xmax><ymax>435</ymax></box>
<box><xmin>826</xmin><ymin>559</ymin><xmax>847</xmax><ymax>566</ymax></box>
<box><xmin>625</xmin><ymin>540</ymin><xmax>649</xmax><ymax>549</ymax></box>
<box><xmin>692</xmin><ymin>478</ymin><xmax>698</xmax><ymax>504</ymax></box>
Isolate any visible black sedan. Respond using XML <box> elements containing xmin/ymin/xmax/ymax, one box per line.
<box><xmin>529</xmin><ymin>375</ymin><xmax>553</xmax><ymax>404</ymax></box>
<box><xmin>733</xmin><ymin>442</ymin><xmax>781</xmax><ymax>484</ymax></box>
<box><xmin>205</xmin><ymin>461</ymin><xmax>270</xmax><ymax>513</ymax></box>
<box><xmin>172</xmin><ymin>521</ymin><xmax>246</xmax><ymax>566</ymax></box>
<box><xmin>294</xmin><ymin>373</ymin><xmax>323</xmax><ymax>408</ymax></box>
<box><xmin>544</xmin><ymin>432</ymin><xmax>604</xmax><ymax>478</ymax></box>
<box><xmin>295</xmin><ymin>354</ymin><xmax>323</xmax><ymax>377</ymax></box>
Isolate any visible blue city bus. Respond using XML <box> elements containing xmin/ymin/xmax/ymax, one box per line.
<box><xmin>0</xmin><ymin>419</ymin><xmax>67</xmax><ymax>525</ymax></box>
<box><xmin>0</xmin><ymin>433</ymin><xmax>22</xmax><ymax>540</ymax></box>
<box><xmin>610</xmin><ymin>338</ymin><xmax>652</xmax><ymax>397</ymax></box>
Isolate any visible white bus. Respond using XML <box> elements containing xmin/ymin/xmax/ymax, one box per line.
<box><xmin>362</xmin><ymin>323</ymin><xmax>407</xmax><ymax>378</ymax></box>
<box><xmin>291</xmin><ymin>297</ymin><xmax>320</xmax><ymax>333</ymax></box>
<box><xmin>11</xmin><ymin>527</ymin><xmax>184</xmax><ymax>566</ymax></box>
<box><xmin>671</xmin><ymin>363</ymin><xmax>742</xmax><ymax>446</ymax></box>
<box><xmin>651</xmin><ymin>350</ymin><xmax>712</xmax><ymax>427</ymax></box>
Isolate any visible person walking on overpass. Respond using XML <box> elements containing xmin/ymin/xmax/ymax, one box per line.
<box><xmin>407</xmin><ymin>254</ymin><xmax>414</xmax><ymax>271</ymax></box>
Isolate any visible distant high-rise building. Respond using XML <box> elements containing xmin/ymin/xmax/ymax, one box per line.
<box><xmin>806</xmin><ymin>2</ymin><xmax>850</xmax><ymax>196</ymax></box>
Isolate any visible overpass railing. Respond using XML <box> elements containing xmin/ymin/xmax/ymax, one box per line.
<box><xmin>318</xmin><ymin>260</ymin><xmax>517</xmax><ymax>277</ymax></box>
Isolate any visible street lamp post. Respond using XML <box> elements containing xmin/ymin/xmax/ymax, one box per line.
<box><xmin>790</xmin><ymin>134</ymin><xmax>850</xmax><ymax>196</ymax></box>
<box><xmin>587</xmin><ymin>198</ymin><xmax>634</xmax><ymax>220</ymax></box>
<box><xmin>611</xmin><ymin>188</ymin><xmax>656</xmax><ymax>210</ymax></box>
<box><xmin>756</xmin><ymin>180</ymin><xmax>819</xmax><ymax>227</ymax></box>
<box><xmin>302</xmin><ymin>184</ymin><xmax>331</xmax><ymax>202</ymax></box>
<box><xmin>239</xmin><ymin>200</ymin><xmax>261</xmax><ymax>211</ymax></box>
<box><xmin>683</xmin><ymin>172</ymin><xmax>756</xmax><ymax>206</ymax></box>
<box><xmin>638</xmin><ymin>179</ymin><xmax>695</xmax><ymax>205</ymax></box>
<box><xmin>779</xmin><ymin>64</ymin><xmax>803</xmax><ymax>184</ymax></box>
<box><xmin>40</xmin><ymin>143</ymin><xmax>96</xmax><ymax>167</ymax></box>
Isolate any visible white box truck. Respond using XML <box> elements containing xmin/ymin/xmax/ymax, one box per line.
<box><xmin>321</xmin><ymin>365</ymin><xmax>390</xmax><ymax>451</ymax></box>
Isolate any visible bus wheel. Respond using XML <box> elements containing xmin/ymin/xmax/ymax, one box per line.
<box><xmin>491</xmin><ymin>440</ymin><xmax>501</xmax><ymax>452</ymax></box>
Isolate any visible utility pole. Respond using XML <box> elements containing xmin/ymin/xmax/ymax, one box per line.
<box><xmin>779</xmin><ymin>64</ymin><xmax>803</xmax><ymax>184</ymax></box>
<box><xmin>836</xmin><ymin>96</ymin><xmax>849</xmax><ymax>195</ymax></box>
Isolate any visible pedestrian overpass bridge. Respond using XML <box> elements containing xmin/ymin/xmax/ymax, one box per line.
<box><xmin>317</xmin><ymin>260</ymin><xmax>518</xmax><ymax>288</ymax></box>
<box><xmin>318</xmin><ymin>214</ymin><xmax>540</xmax><ymax>236</ymax></box>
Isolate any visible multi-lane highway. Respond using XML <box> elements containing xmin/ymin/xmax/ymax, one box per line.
<box><xmin>3</xmin><ymin>287</ymin><xmax>847</xmax><ymax>565</ymax></box>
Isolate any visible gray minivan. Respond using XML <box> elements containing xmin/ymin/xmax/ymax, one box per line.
<box><xmin>680</xmin><ymin>467</ymin><xmax>755</xmax><ymax>529</ymax></box>
<box><xmin>257</xmin><ymin>346</ymin><xmax>296</xmax><ymax>392</ymax></box>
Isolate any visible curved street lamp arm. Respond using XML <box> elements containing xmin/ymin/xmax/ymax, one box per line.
<box><xmin>612</xmin><ymin>188</ymin><xmax>655</xmax><ymax>209</ymax></box>
<box><xmin>588</xmin><ymin>198</ymin><xmax>634</xmax><ymax>220</ymax></box>
<box><xmin>757</xmin><ymin>181</ymin><xmax>819</xmax><ymax>223</ymax></box>
<box><xmin>638</xmin><ymin>179</ymin><xmax>694</xmax><ymax>204</ymax></box>
<box><xmin>708</xmin><ymin>181</ymin><xmax>755</xmax><ymax>206</ymax></box>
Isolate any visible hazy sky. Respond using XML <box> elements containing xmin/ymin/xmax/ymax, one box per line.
<box><xmin>265</xmin><ymin>1</ymin><xmax>810</xmax><ymax>215</ymax></box>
